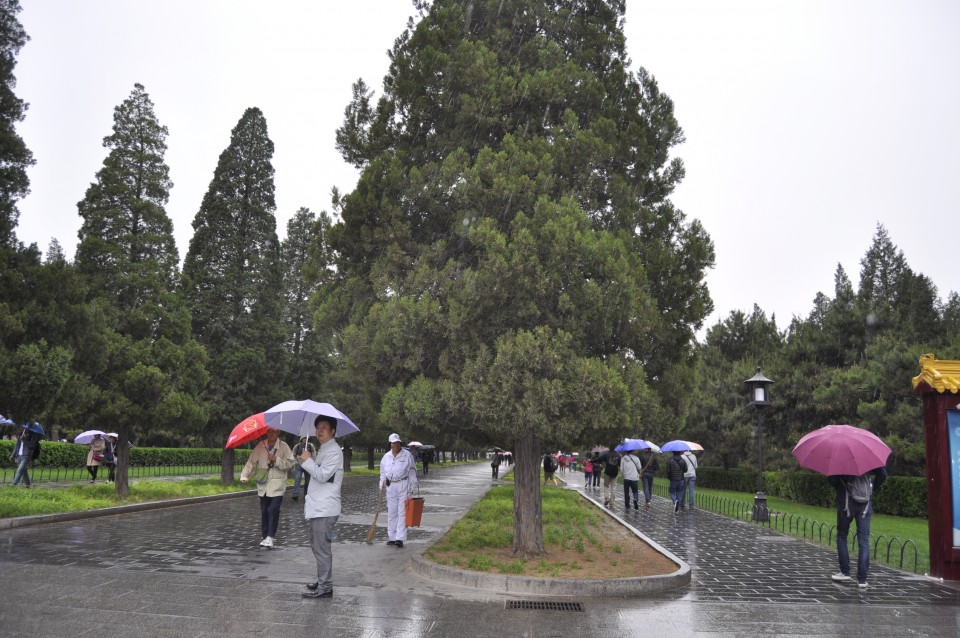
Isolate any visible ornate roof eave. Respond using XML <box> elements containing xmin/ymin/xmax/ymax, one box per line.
<box><xmin>912</xmin><ymin>354</ymin><xmax>960</xmax><ymax>395</ymax></box>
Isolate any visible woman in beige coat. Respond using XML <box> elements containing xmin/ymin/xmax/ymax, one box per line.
<box><xmin>240</xmin><ymin>428</ymin><xmax>295</xmax><ymax>548</ymax></box>
<box><xmin>86</xmin><ymin>434</ymin><xmax>106</xmax><ymax>483</ymax></box>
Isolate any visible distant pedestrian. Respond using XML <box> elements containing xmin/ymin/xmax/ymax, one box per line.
<box><xmin>640</xmin><ymin>451</ymin><xmax>659</xmax><ymax>507</ymax></box>
<box><xmin>103</xmin><ymin>434</ymin><xmax>117</xmax><ymax>483</ymax></box>
<box><xmin>379</xmin><ymin>433</ymin><xmax>418</xmax><ymax>548</ymax></box>
<box><xmin>491</xmin><ymin>452</ymin><xmax>502</xmax><ymax>479</ymax></box>
<box><xmin>10</xmin><ymin>425</ymin><xmax>40</xmax><ymax>488</ymax></box>
<box><xmin>558</xmin><ymin>454</ymin><xmax>568</xmax><ymax>473</ymax></box>
<box><xmin>583</xmin><ymin>456</ymin><xmax>593</xmax><ymax>487</ymax></box>
<box><xmin>598</xmin><ymin>449</ymin><xmax>621</xmax><ymax>508</ymax></box>
<box><xmin>299</xmin><ymin>415</ymin><xmax>343</xmax><ymax>599</ymax></box>
<box><xmin>666</xmin><ymin>451</ymin><xmax>686</xmax><ymax>512</ymax></box>
<box><xmin>681</xmin><ymin>451</ymin><xmax>698</xmax><ymax>508</ymax></box>
<box><xmin>240</xmin><ymin>427</ymin><xmax>295</xmax><ymax>548</ymax></box>
<box><xmin>620</xmin><ymin>450</ymin><xmax>642</xmax><ymax>510</ymax></box>
<box><xmin>421</xmin><ymin>450</ymin><xmax>430</xmax><ymax>476</ymax></box>
<box><xmin>542</xmin><ymin>453</ymin><xmax>559</xmax><ymax>486</ymax></box>
<box><xmin>291</xmin><ymin>438</ymin><xmax>317</xmax><ymax>501</ymax></box>
<box><xmin>86</xmin><ymin>434</ymin><xmax>106</xmax><ymax>483</ymax></box>
<box><xmin>828</xmin><ymin>466</ymin><xmax>888</xmax><ymax>588</ymax></box>
<box><xmin>591</xmin><ymin>453</ymin><xmax>602</xmax><ymax>487</ymax></box>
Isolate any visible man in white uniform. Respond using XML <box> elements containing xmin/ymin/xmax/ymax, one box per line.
<box><xmin>379</xmin><ymin>433</ymin><xmax>418</xmax><ymax>548</ymax></box>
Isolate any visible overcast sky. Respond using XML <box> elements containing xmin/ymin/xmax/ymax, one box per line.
<box><xmin>13</xmin><ymin>0</ymin><xmax>959</xmax><ymax>334</ymax></box>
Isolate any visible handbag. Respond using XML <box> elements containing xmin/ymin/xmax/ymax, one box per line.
<box><xmin>92</xmin><ymin>452</ymin><xmax>104</xmax><ymax>462</ymax></box>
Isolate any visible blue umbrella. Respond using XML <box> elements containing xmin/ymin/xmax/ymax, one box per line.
<box><xmin>615</xmin><ymin>438</ymin><xmax>649</xmax><ymax>452</ymax></box>
<box><xmin>0</xmin><ymin>414</ymin><xmax>13</xmax><ymax>426</ymax></box>
<box><xmin>661</xmin><ymin>439</ymin><xmax>695</xmax><ymax>453</ymax></box>
<box><xmin>25</xmin><ymin>422</ymin><xmax>45</xmax><ymax>436</ymax></box>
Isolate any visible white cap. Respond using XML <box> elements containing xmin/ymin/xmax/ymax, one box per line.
<box><xmin>388</xmin><ymin>433</ymin><xmax>402</xmax><ymax>443</ymax></box>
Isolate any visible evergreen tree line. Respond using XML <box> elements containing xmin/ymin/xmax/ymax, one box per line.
<box><xmin>1</xmin><ymin>1</ymin><xmax>953</xmax><ymax>547</ymax></box>
<box><xmin>686</xmin><ymin>224</ymin><xmax>960</xmax><ymax>478</ymax></box>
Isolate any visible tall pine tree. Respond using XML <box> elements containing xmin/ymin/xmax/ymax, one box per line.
<box><xmin>183</xmin><ymin>107</ymin><xmax>285</xmax><ymax>447</ymax></box>
<box><xmin>325</xmin><ymin>0</ymin><xmax>714</xmax><ymax>556</ymax></box>
<box><xmin>0</xmin><ymin>0</ymin><xmax>33</xmax><ymax>248</ymax></box>
<box><xmin>74</xmin><ymin>84</ymin><xmax>208</xmax><ymax>496</ymax></box>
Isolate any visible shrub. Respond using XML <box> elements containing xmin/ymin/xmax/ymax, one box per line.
<box><xmin>0</xmin><ymin>441</ymin><xmax>250</xmax><ymax>469</ymax></box>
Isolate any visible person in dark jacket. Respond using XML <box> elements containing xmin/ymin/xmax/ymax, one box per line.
<box><xmin>640</xmin><ymin>451</ymin><xmax>660</xmax><ymax>507</ymax></box>
<box><xmin>596</xmin><ymin>449</ymin><xmax>621</xmax><ymax>508</ymax></box>
<box><xmin>666</xmin><ymin>451</ymin><xmax>687</xmax><ymax>512</ymax></box>
<box><xmin>11</xmin><ymin>425</ymin><xmax>39</xmax><ymax>488</ymax></box>
<box><xmin>103</xmin><ymin>434</ymin><xmax>117</xmax><ymax>483</ymax></box>
<box><xmin>827</xmin><ymin>466</ymin><xmax>888</xmax><ymax>588</ymax></box>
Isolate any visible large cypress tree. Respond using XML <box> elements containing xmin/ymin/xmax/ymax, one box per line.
<box><xmin>74</xmin><ymin>84</ymin><xmax>208</xmax><ymax>496</ymax></box>
<box><xmin>325</xmin><ymin>0</ymin><xmax>714</xmax><ymax>556</ymax></box>
<box><xmin>183</xmin><ymin>107</ymin><xmax>285</xmax><ymax>447</ymax></box>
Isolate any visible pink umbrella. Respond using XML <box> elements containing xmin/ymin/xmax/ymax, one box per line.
<box><xmin>791</xmin><ymin>424</ymin><xmax>891</xmax><ymax>476</ymax></box>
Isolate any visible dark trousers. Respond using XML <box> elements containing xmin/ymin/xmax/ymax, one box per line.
<box><xmin>259</xmin><ymin>495</ymin><xmax>283</xmax><ymax>539</ymax></box>
<box><xmin>86</xmin><ymin>465</ymin><xmax>99</xmax><ymax>480</ymax></box>
<box><xmin>641</xmin><ymin>474</ymin><xmax>654</xmax><ymax>503</ymax></box>
<box><xmin>837</xmin><ymin>501</ymin><xmax>872</xmax><ymax>583</ymax></box>
<box><xmin>623</xmin><ymin>479</ymin><xmax>639</xmax><ymax>506</ymax></box>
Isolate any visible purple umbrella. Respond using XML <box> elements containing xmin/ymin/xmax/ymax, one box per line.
<box><xmin>791</xmin><ymin>424</ymin><xmax>891</xmax><ymax>476</ymax></box>
<box><xmin>661</xmin><ymin>440</ymin><xmax>695</xmax><ymax>453</ymax></box>
<box><xmin>263</xmin><ymin>400</ymin><xmax>360</xmax><ymax>438</ymax></box>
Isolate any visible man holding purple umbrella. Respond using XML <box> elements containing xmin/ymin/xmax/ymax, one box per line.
<box><xmin>828</xmin><ymin>466</ymin><xmax>888</xmax><ymax>588</ymax></box>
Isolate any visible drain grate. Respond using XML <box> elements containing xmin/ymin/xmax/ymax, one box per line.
<box><xmin>506</xmin><ymin>600</ymin><xmax>584</xmax><ymax>612</ymax></box>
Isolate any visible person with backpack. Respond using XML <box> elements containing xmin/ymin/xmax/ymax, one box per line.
<box><xmin>598</xmin><ymin>449</ymin><xmax>621</xmax><ymax>508</ymax></box>
<box><xmin>666</xmin><ymin>451</ymin><xmax>687</xmax><ymax>512</ymax></box>
<box><xmin>491</xmin><ymin>451</ymin><xmax>502</xmax><ymax>479</ymax></box>
<box><xmin>827</xmin><ymin>466</ymin><xmax>888</xmax><ymax>588</ymax></box>
<box><xmin>542</xmin><ymin>453</ymin><xmax>558</xmax><ymax>486</ymax></box>
<box><xmin>619</xmin><ymin>450</ymin><xmax>642</xmax><ymax>510</ymax></box>
<box><xmin>640</xmin><ymin>450</ymin><xmax>659</xmax><ymax>507</ymax></box>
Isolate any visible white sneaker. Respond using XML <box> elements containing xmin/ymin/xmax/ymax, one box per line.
<box><xmin>262</xmin><ymin>536</ymin><xmax>274</xmax><ymax>548</ymax></box>
<box><xmin>831</xmin><ymin>572</ymin><xmax>851</xmax><ymax>582</ymax></box>
<box><xmin>858</xmin><ymin>581</ymin><xmax>868</xmax><ymax>589</ymax></box>
<box><xmin>259</xmin><ymin>537</ymin><xmax>268</xmax><ymax>547</ymax></box>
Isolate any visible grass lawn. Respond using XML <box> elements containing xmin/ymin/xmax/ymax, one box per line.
<box><xmin>654</xmin><ymin>479</ymin><xmax>930</xmax><ymax>574</ymax></box>
<box><xmin>425</xmin><ymin>484</ymin><xmax>677</xmax><ymax>578</ymax></box>
<box><xmin>0</xmin><ymin>478</ymin><xmax>253</xmax><ymax>518</ymax></box>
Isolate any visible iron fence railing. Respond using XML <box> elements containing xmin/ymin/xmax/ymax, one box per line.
<box><xmin>1</xmin><ymin>463</ymin><xmax>247</xmax><ymax>485</ymax></box>
<box><xmin>651</xmin><ymin>480</ymin><xmax>923</xmax><ymax>573</ymax></box>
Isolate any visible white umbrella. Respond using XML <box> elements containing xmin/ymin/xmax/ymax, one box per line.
<box><xmin>74</xmin><ymin>430</ymin><xmax>106</xmax><ymax>445</ymax></box>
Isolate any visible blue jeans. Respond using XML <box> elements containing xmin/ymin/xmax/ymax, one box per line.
<box><xmin>669</xmin><ymin>479</ymin><xmax>685</xmax><ymax>507</ymax></box>
<box><xmin>686</xmin><ymin>476</ymin><xmax>696</xmax><ymax>507</ymax></box>
<box><xmin>12</xmin><ymin>454</ymin><xmax>31</xmax><ymax>486</ymax></box>
<box><xmin>641</xmin><ymin>474</ymin><xmax>654</xmax><ymax>503</ymax></box>
<box><xmin>837</xmin><ymin>500</ymin><xmax>872</xmax><ymax>583</ymax></box>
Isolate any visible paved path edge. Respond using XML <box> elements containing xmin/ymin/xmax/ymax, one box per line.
<box><xmin>410</xmin><ymin>491</ymin><xmax>691</xmax><ymax>597</ymax></box>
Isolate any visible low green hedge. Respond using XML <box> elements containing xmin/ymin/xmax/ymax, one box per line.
<box><xmin>0</xmin><ymin>440</ymin><xmax>251</xmax><ymax>468</ymax></box>
<box><xmin>696</xmin><ymin>467</ymin><xmax>927</xmax><ymax>518</ymax></box>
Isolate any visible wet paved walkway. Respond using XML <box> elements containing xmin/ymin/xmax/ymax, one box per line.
<box><xmin>0</xmin><ymin>462</ymin><xmax>958</xmax><ymax>637</ymax></box>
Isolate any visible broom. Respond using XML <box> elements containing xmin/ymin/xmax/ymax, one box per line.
<box><xmin>365</xmin><ymin>484</ymin><xmax>385</xmax><ymax>544</ymax></box>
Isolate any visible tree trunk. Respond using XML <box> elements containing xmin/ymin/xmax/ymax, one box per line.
<box><xmin>367</xmin><ymin>444</ymin><xmax>375</xmax><ymax>470</ymax></box>
<box><xmin>343</xmin><ymin>445</ymin><xmax>352</xmax><ymax>472</ymax></box>
<box><xmin>114</xmin><ymin>426</ymin><xmax>130</xmax><ymax>499</ymax></box>
<box><xmin>221</xmin><ymin>447</ymin><xmax>235</xmax><ymax>484</ymax></box>
<box><xmin>511</xmin><ymin>431</ymin><xmax>545</xmax><ymax>559</ymax></box>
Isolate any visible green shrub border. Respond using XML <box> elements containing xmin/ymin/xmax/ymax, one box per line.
<box><xmin>696</xmin><ymin>467</ymin><xmax>927</xmax><ymax>519</ymax></box>
<box><xmin>0</xmin><ymin>440</ymin><xmax>251</xmax><ymax>468</ymax></box>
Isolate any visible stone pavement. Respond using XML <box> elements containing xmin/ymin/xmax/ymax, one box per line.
<box><xmin>0</xmin><ymin>461</ymin><xmax>958</xmax><ymax>637</ymax></box>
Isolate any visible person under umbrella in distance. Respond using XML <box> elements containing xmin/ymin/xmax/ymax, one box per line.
<box><xmin>379</xmin><ymin>433</ymin><xmax>418</xmax><ymax>548</ymax></box>
<box><xmin>240</xmin><ymin>427</ymin><xmax>295</xmax><ymax>548</ymax></box>
<box><xmin>291</xmin><ymin>437</ymin><xmax>316</xmax><ymax>502</ymax></box>
<box><xmin>10</xmin><ymin>424</ymin><xmax>40</xmax><ymax>488</ymax></box>
<box><xmin>299</xmin><ymin>415</ymin><xmax>343</xmax><ymax>599</ymax></box>
<box><xmin>86</xmin><ymin>433</ymin><xmax>106</xmax><ymax>483</ymax></box>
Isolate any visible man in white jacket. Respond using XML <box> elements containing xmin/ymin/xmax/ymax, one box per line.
<box><xmin>239</xmin><ymin>428</ymin><xmax>295</xmax><ymax>548</ymax></box>
<box><xmin>299</xmin><ymin>415</ymin><xmax>343</xmax><ymax>599</ymax></box>
<box><xmin>681</xmin><ymin>450</ymin><xmax>698</xmax><ymax>509</ymax></box>
<box><xmin>379</xmin><ymin>433</ymin><xmax>418</xmax><ymax>548</ymax></box>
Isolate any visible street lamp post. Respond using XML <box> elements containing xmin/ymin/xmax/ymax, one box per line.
<box><xmin>745</xmin><ymin>367</ymin><xmax>774</xmax><ymax>522</ymax></box>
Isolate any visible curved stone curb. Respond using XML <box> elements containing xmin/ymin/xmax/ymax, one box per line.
<box><xmin>0</xmin><ymin>488</ymin><xmax>258</xmax><ymax>531</ymax></box>
<box><xmin>411</xmin><ymin>491</ymin><xmax>690</xmax><ymax>596</ymax></box>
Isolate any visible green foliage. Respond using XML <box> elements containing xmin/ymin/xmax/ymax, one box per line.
<box><xmin>0</xmin><ymin>0</ymin><xmax>34</xmax><ymax>247</ymax></box>
<box><xmin>0</xmin><ymin>440</ymin><xmax>250</xmax><ymax>469</ymax></box>
<box><xmin>183</xmin><ymin>107</ymin><xmax>285</xmax><ymax>443</ymax></box>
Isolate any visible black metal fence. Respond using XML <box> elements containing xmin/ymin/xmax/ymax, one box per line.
<box><xmin>1</xmin><ymin>463</ymin><xmax>247</xmax><ymax>485</ymax></box>
<box><xmin>652</xmin><ymin>481</ymin><xmax>923</xmax><ymax>573</ymax></box>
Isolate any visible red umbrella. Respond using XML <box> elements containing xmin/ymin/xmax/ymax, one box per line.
<box><xmin>225</xmin><ymin>413</ymin><xmax>268</xmax><ymax>449</ymax></box>
<box><xmin>791</xmin><ymin>424</ymin><xmax>891</xmax><ymax>476</ymax></box>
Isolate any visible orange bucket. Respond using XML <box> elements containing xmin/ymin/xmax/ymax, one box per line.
<box><xmin>405</xmin><ymin>497</ymin><xmax>425</xmax><ymax>527</ymax></box>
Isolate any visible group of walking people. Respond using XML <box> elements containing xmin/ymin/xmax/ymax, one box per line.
<box><xmin>85</xmin><ymin>433</ymin><xmax>118</xmax><ymax>483</ymax></box>
<box><xmin>238</xmin><ymin>425</ymin><xmax>420</xmax><ymax>600</ymax></box>
<box><xmin>575</xmin><ymin>447</ymin><xmax>698</xmax><ymax>511</ymax></box>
